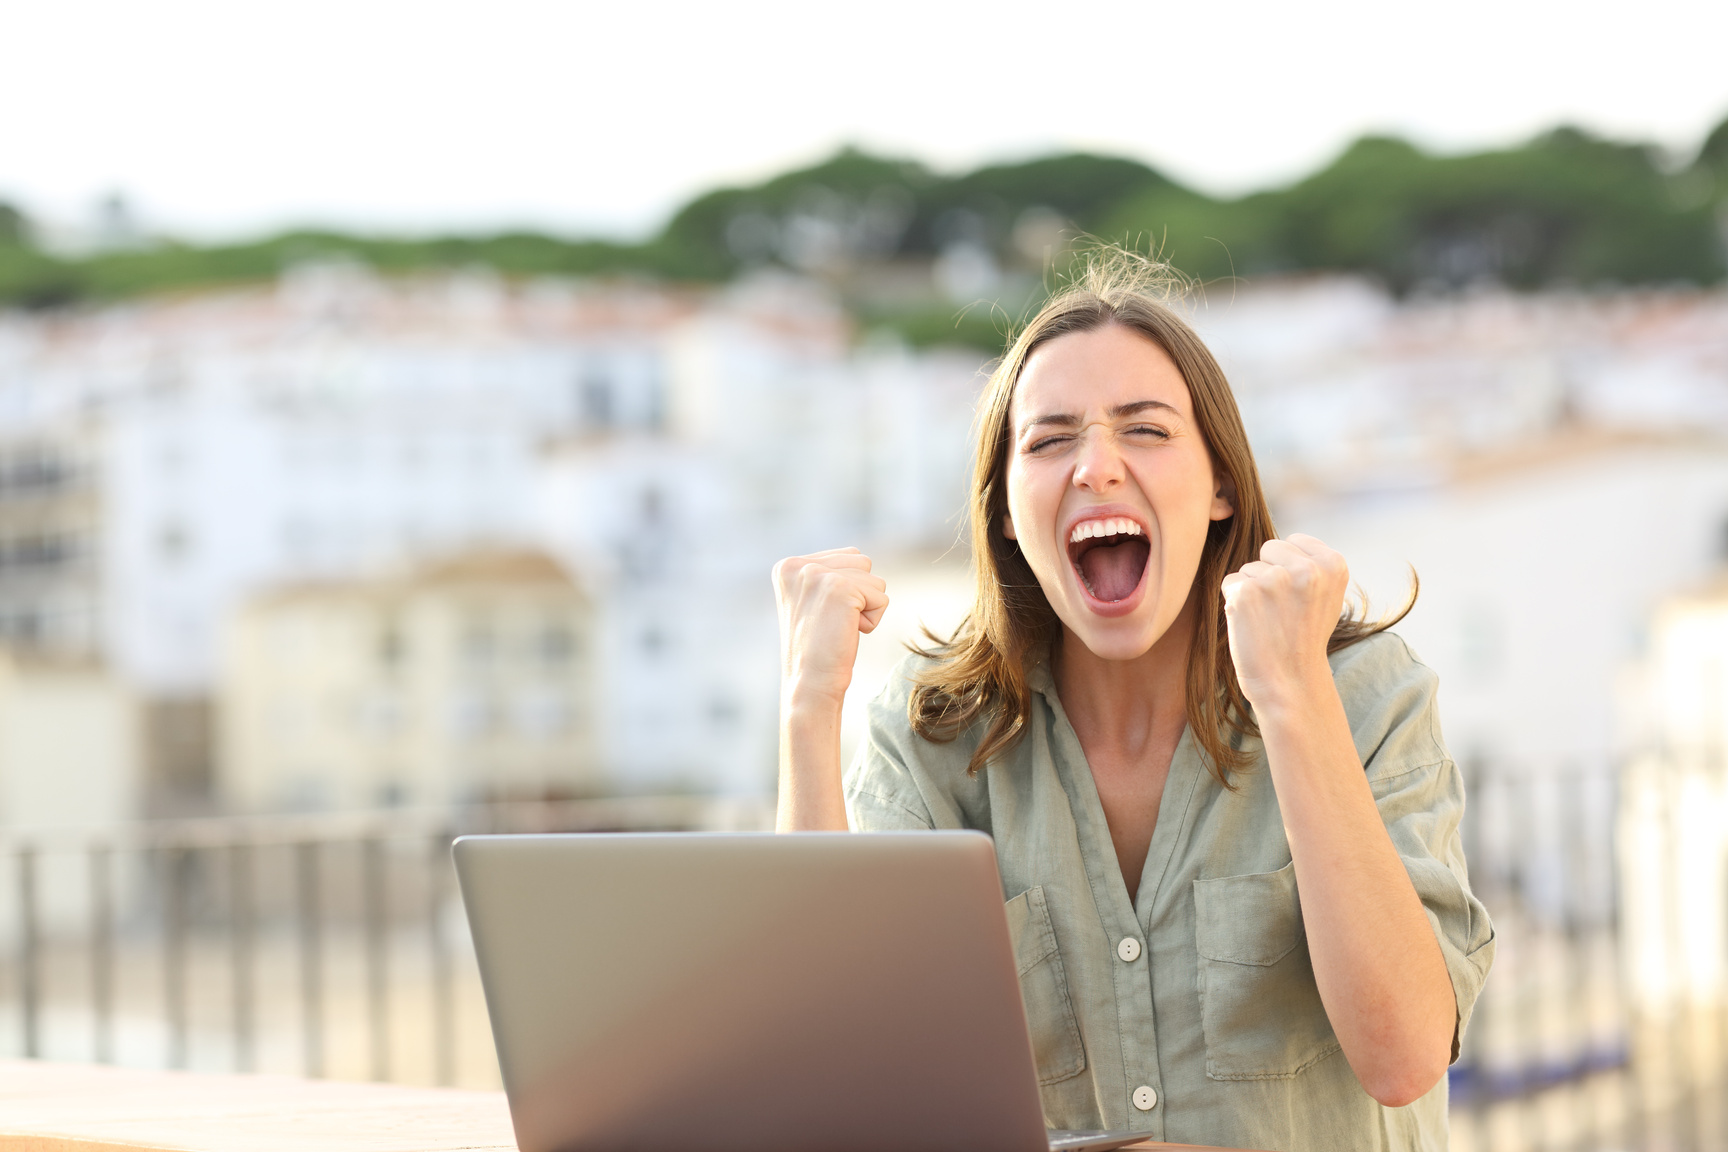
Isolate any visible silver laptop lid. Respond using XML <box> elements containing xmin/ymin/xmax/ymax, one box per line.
<box><xmin>454</xmin><ymin>831</ymin><xmax>1052</xmax><ymax>1152</ymax></box>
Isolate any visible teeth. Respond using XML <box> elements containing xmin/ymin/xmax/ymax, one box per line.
<box><xmin>1068</xmin><ymin>517</ymin><xmax>1144</xmax><ymax>544</ymax></box>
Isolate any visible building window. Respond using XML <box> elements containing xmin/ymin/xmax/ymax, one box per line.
<box><xmin>0</xmin><ymin>606</ymin><xmax>44</xmax><ymax>643</ymax></box>
<box><xmin>0</xmin><ymin>531</ymin><xmax>77</xmax><ymax>571</ymax></box>
<box><xmin>581</xmin><ymin>372</ymin><xmax>614</xmax><ymax>429</ymax></box>
<box><xmin>158</xmin><ymin>522</ymin><xmax>191</xmax><ymax>562</ymax></box>
<box><xmin>645</xmin><ymin>368</ymin><xmax>667</xmax><ymax>430</ymax></box>
<box><xmin>708</xmin><ymin>696</ymin><xmax>741</xmax><ymax>728</ymax></box>
<box><xmin>0</xmin><ymin>446</ymin><xmax>71</xmax><ymax>495</ymax></box>
<box><xmin>378</xmin><ymin>622</ymin><xmax>407</xmax><ymax>669</ymax></box>
<box><xmin>539</xmin><ymin>623</ymin><xmax>576</xmax><ymax>665</ymax></box>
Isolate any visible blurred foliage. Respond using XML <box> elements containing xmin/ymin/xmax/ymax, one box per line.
<box><xmin>1700</xmin><ymin>117</ymin><xmax>1728</xmax><ymax>171</ymax></box>
<box><xmin>1105</xmin><ymin>127</ymin><xmax>1727</xmax><ymax>289</ymax></box>
<box><xmin>0</xmin><ymin>229</ymin><xmax>652</xmax><ymax>310</ymax></box>
<box><xmin>0</xmin><ymin>203</ymin><xmax>28</xmax><ymax>246</ymax></box>
<box><xmin>2</xmin><ymin>116</ymin><xmax>1725</xmax><ymax>330</ymax></box>
<box><xmin>860</xmin><ymin>302</ymin><xmax>1019</xmax><ymax>354</ymax></box>
<box><xmin>657</xmin><ymin>148</ymin><xmax>1173</xmax><ymax>272</ymax></box>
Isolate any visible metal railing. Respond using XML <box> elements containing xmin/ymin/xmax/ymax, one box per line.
<box><xmin>1</xmin><ymin>796</ymin><xmax>771</xmax><ymax>1085</ymax></box>
<box><xmin>5</xmin><ymin>769</ymin><xmax>1726</xmax><ymax>1149</ymax></box>
<box><xmin>1452</xmin><ymin>758</ymin><xmax>1728</xmax><ymax>1151</ymax></box>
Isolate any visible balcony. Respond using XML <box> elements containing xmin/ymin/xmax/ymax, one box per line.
<box><xmin>2</xmin><ymin>770</ymin><xmax>1726</xmax><ymax>1151</ymax></box>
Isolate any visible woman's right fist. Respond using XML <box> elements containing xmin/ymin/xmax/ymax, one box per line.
<box><xmin>772</xmin><ymin>548</ymin><xmax>890</xmax><ymax>712</ymax></box>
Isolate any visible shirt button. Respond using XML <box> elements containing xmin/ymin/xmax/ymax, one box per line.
<box><xmin>1117</xmin><ymin>937</ymin><xmax>1142</xmax><ymax>963</ymax></box>
<box><xmin>1133</xmin><ymin>1085</ymin><xmax>1158</xmax><ymax>1111</ymax></box>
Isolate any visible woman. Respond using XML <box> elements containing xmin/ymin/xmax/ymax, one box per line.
<box><xmin>772</xmin><ymin>250</ymin><xmax>1494</xmax><ymax>1152</ymax></box>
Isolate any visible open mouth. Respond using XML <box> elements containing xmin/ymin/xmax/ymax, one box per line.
<box><xmin>1067</xmin><ymin>517</ymin><xmax>1150</xmax><ymax>604</ymax></box>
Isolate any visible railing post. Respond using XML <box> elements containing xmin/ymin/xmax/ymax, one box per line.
<box><xmin>1718</xmin><ymin>756</ymin><xmax>1728</xmax><ymax>1151</ymax></box>
<box><xmin>1516</xmin><ymin>773</ymin><xmax>1551</xmax><ymax>1152</ymax></box>
<box><xmin>429</xmin><ymin>828</ymin><xmax>454</xmax><ymax>1087</ymax></box>
<box><xmin>363</xmin><ymin>835</ymin><xmax>390</xmax><ymax>1082</ymax></box>
<box><xmin>1612</xmin><ymin>762</ymin><xmax>1647</xmax><ymax>1152</ymax></box>
<box><xmin>1458</xmin><ymin>755</ymin><xmax>1489</xmax><ymax>1147</ymax></box>
<box><xmin>296</xmin><ymin>840</ymin><xmax>323</xmax><ymax>1078</ymax></box>
<box><xmin>1557</xmin><ymin>768</ymin><xmax>1592</xmax><ymax>1149</ymax></box>
<box><xmin>18</xmin><ymin>844</ymin><xmax>40</xmax><ymax>1058</ymax></box>
<box><xmin>163</xmin><ymin>846</ymin><xmax>189</xmax><ymax>1069</ymax></box>
<box><xmin>1660</xmin><ymin>757</ymin><xmax>1698</xmax><ymax>1152</ymax></box>
<box><xmin>90</xmin><ymin>843</ymin><xmax>113</xmax><ymax>1063</ymax></box>
<box><xmin>228</xmin><ymin>841</ymin><xmax>255</xmax><ymax>1073</ymax></box>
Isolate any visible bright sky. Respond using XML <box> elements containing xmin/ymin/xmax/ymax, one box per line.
<box><xmin>4</xmin><ymin>0</ymin><xmax>1726</xmax><ymax>241</ymax></box>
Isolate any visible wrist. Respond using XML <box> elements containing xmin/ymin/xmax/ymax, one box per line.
<box><xmin>781</xmin><ymin>678</ymin><xmax>847</xmax><ymax>724</ymax></box>
<box><xmin>1242</xmin><ymin>658</ymin><xmax>1338</xmax><ymax>720</ymax></box>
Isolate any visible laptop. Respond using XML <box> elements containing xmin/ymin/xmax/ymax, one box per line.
<box><xmin>454</xmin><ymin>831</ymin><xmax>1149</xmax><ymax>1152</ymax></box>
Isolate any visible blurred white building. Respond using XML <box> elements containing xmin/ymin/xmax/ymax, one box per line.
<box><xmin>0</xmin><ymin>652</ymin><xmax>138</xmax><ymax>830</ymax></box>
<box><xmin>6</xmin><ymin>263</ymin><xmax>1728</xmax><ymax>809</ymax></box>
<box><xmin>536</xmin><ymin>277</ymin><xmax>982</xmax><ymax>791</ymax></box>
<box><xmin>0</xmin><ymin>264</ymin><xmax>681</xmax><ymax>689</ymax></box>
<box><xmin>0</xmin><ymin>265</ymin><xmax>982</xmax><ymax>806</ymax></box>
<box><xmin>0</xmin><ymin>265</ymin><xmax>686</xmax><ymax>808</ymax></box>
<box><xmin>1194</xmin><ymin>277</ymin><xmax>1728</xmax><ymax>494</ymax></box>
<box><xmin>1284</xmin><ymin>432</ymin><xmax>1728</xmax><ymax>782</ymax></box>
<box><xmin>221</xmin><ymin>550</ymin><xmax>600</xmax><ymax>812</ymax></box>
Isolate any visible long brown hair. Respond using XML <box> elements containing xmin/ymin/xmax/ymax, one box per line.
<box><xmin>909</xmin><ymin>248</ymin><xmax>1412</xmax><ymax>783</ymax></box>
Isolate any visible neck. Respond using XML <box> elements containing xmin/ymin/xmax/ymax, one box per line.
<box><xmin>1053</xmin><ymin>592</ymin><xmax>1197</xmax><ymax>751</ymax></box>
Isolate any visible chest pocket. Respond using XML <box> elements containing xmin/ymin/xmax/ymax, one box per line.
<box><xmin>1193</xmin><ymin>862</ymin><xmax>1340</xmax><ymax>1080</ymax></box>
<box><xmin>1004</xmin><ymin>886</ymin><xmax>1087</xmax><ymax>1085</ymax></box>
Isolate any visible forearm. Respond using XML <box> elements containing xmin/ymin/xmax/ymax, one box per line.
<box><xmin>775</xmin><ymin>692</ymin><xmax>849</xmax><ymax>832</ymax></box>
<box><xmin>770</xmin><ymin>549</ymin><xmax>884</xmax><ymax>832</ymax></box>
<box><xmin>1256</xmin><ymin>671</ymin><xmax>1455</xmax><ymax>1106</ymax></box>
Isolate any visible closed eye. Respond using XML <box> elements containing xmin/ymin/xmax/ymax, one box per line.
<box><xmin>1024</xmin><ymin>424</ymin><xmax>1169</xmax><ymax>453</ymax></box>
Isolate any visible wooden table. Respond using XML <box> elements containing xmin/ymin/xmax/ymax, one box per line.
<box><xmin>0</xmin><ymin>1061</ymin><xmax>1245</xmax><ymax>1152</ymax></box>
<box><xmin>0</xmin><ymin>1061</ymin><xmax>515</xmax><ymax>1152</ymax></box>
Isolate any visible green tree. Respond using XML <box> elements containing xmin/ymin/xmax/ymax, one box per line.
<box><xmin>0</xmin><ymin>202</ymin><xmax>30</xmax><ymax>247</ymax></box>
<box><xmin>5</xmin><ymin>122</ymin><xmax>1726</xmax><ymax>311</ymax></box>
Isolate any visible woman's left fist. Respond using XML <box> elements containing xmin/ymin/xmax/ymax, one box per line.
<box><xmin>1219</xmin><ymin>533</ymin><xmax>1350</xmax><ymax>707</ymax></box>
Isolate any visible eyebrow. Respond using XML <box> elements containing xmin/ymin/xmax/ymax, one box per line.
<box><xmin>1020</xmin><ymin>399</ymin><xmax>1180</xmax><ymax>432</ymax></box>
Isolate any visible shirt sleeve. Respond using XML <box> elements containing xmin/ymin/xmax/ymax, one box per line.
<box><xmin>1337</xmin><ymin>634</ymin><xmax>1497</xmax><ymax>1062</ymax></box>
<box><xmin>842</xmin><ymin>663</ymin><xmax>937</xmax><ymax>831</ymax></box>
<box><xmin>1372</xmin><ymin>758</ymin><xmax>1496</xmax><ymax>1061</ymax></box>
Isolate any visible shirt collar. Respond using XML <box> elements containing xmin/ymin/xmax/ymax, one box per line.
<box><xmin>1026</xmin><ymin>644</ymin><xmax>1057</xmax><ymax>698</ymax></box>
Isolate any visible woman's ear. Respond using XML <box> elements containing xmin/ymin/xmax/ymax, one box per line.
<box><xmin>1001</xmin><ymin>511</ymin><xmax>1017</xmax><ymax>540</ymax></box>
<box><xmin>1210</xmin><ymin>467</ymin><xmax>1237</xmax><ymax>521</ymax></box>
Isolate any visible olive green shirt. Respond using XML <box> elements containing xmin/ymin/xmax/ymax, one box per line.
<box><xmin>843</xmin><ymin>632</ymin><xmax>1494</xmax><ymax>1152</ymax></box>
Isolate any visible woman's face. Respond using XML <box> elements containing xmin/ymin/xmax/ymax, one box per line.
<box><xmin>1004</xmin><ymin>323</ymin><xmax>1234</xmax><ymax>661</ymax></box>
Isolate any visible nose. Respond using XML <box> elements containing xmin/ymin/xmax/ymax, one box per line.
<box><xmin>1071</xmin><ymin>424</ymin><xmax>1124</xmax><ymax>493</ymax></box>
